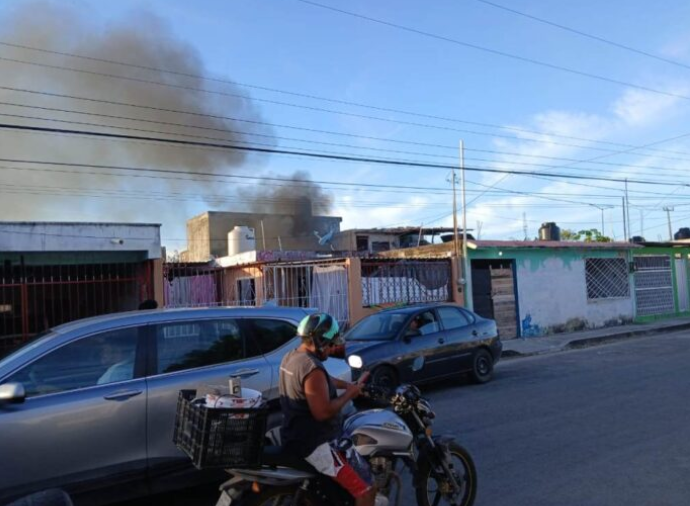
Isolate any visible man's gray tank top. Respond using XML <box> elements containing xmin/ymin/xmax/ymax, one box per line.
<box><xmin>279</xmin><ymin>349</ymin><xmax>341</xmax><ymax>457</ymax></box>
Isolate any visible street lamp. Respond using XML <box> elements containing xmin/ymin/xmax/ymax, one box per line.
<box><xmin>663</xmin><ymin>206</ymin><xmax>675</xmax><ymax>241</ymax></box>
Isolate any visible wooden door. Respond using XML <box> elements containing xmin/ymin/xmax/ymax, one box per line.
<box><xmin>490</xmin><ymin>266</ymin><xmax>518</xmax><ymax>339</ymax></box>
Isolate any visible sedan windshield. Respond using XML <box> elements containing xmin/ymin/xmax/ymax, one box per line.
<box><xmin>346</xmin><ymin>312</ymin><xmax>409</xmax><ymax>341</ymax></box>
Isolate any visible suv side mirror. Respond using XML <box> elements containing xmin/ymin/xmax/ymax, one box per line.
<box><xmin>0</xmin><ymin>383</ymin><xmax>26</xmax><ymax>405</ymax></box>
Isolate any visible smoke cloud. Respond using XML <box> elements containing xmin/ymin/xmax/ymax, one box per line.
<box><xmin>0</xmin><ymin>2</ymin><xmax>262</xmax><ymax>219</ymax></box>
<box><xmin>240</xmin><ymin>171</ymin><xmax>334</xmax><ymax>236</ymax></box>
<box><xmin>0</xmin><ymin>1</ymin><xmax>334</xmax><ymax>236</ymax></box>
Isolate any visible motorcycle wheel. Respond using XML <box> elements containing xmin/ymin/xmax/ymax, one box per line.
<box><xmin>415</xmin><ymin>442</ymin><xmax>477</xmax><ymax>506</ymax></box>
<box><xmin>239</xmin><ymin>486</ymin><xmax>309</xmax><ymax>506</ymax></box>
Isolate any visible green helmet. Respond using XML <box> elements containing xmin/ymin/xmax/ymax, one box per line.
<box><xmin>297</xmin><ymin>313</ymin><xmax>342</xmax><ymax>348</ymax></box>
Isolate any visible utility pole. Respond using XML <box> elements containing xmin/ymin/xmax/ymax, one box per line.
<box><xmin>476</xmin><ymin>220</ymin><xmax>483</xmax><ymax>240</ymax></box>
<box><xmin>621</xmin><ymin>197</ymin><xmax>628</xmax><ymax>242</ymax></box>
<box><xmin>625</xmin><ymin>179</ymin><xmax>631</xmax><ymax>242</ymax></box>
<box><xmin>592</xmin><ymin>204</ymin><xmax>613</xmax><ymax>237</ymax></box>
<box><xmin>460</xmin><ymin>140</ymin><xmax>471</xmax><ymax>309</ymax></box>
<box><xmin>522</xmin><ymin>212</ymin><xmax>528</xmax><ymax>240</ymax></box>
<box><xmin>663</xmin><ymin>206</ymin><xmax>675</xmax><ymax>241</ymax></box>
<box><xmin>451</xmin><ymin>167</ymin><xmax>460</xmax><ymax>259</ymax></box>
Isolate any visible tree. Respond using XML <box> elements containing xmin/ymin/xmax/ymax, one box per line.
<box><xmin>561</xmin><ymin>228</ymin><xmax>612</xmax><ymax>243</ymax></box>
<box><xmin>561</xmin><ymin>228</ymin><xmax>578</xmax><ymax>241</ymax></box>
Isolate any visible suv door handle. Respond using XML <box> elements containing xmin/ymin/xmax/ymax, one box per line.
<box><xmin>472</xmin><ymin>330</ymin><xmax>478</xmax><ymax>336</ymax></box>
<box><xmin>438</xmin><ymin>338</ymin><xmax>445</xmax><ymax>344</ymax></box>
<box><xmin>104</xmin><ymin>389</ymin><xmax>143</xmax><ymax>401</ymax></box>
<box><xmin>229</xmin><ymin>368</ymin><xmax>260</xmax><ymax>378</ymax></box>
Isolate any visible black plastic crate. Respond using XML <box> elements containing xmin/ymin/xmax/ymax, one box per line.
<box><xmin>173</xmin><ymin>389</ymin><xmax>269</xmax><ymax>469</ymax></box>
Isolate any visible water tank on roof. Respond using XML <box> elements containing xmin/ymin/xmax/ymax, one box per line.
<box><xmin>228</xmin><ymin>226</ymin><xmax>256</xmax><ymax>256</ymax></box>
<box><xmin>539</xmin><ymin>222</ymin><xmax>560</xmax><ymax>241</ymax></box>
<box><xmin>631</xmin><ymin>236</ymin><xmax>646</xmax><ymax>244</ymax></box>
<box><xmin>674</xmin><ymin>227</ymin><xmax>690</xmax><ymax>240</ymax></box>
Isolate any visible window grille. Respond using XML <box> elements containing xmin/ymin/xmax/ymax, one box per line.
<box><xmin>585</xmin><ymin>258</ymin><xmax>630</xmax><ymax>300</ymax></box>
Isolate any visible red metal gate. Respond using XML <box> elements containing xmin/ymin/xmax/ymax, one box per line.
<box><xmin>0</xmin><ymin>261</ymin><xmax>154</xmax><ymax>356</ymax></box>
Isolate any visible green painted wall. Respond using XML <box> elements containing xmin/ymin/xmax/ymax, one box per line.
<box><xmin>633</xmin><ymin>247</ymin><xmax>690</xmax><ymax>322</ymax></box>
<box><xmin>468</xmin><ymin>247</ymin><xmax>625</xmax><ymax>268</ymax></box>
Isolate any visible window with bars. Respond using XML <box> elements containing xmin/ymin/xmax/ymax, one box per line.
<box><xmin>585</xmin><ymin>258</ymin><xmax>630</xmax><ymax>300</ymax></box>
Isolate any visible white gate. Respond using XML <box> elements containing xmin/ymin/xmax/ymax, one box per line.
<box><xmin>261</xmin><ymin>261</ymin><xmax>350</xmax><ymax>327</ymax></box>
<box><xmin>634</xmin><ymin>256</ymin><xmax>675</xmax><ymax>316</ymax></box>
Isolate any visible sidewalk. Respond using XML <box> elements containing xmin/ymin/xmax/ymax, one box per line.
<box><xmin>501</xmin><ymin>316</ymin><xmax>690</xmax><ymax>358</ymax></box>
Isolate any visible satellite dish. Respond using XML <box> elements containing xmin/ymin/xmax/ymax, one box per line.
<box><xmin>314</xmin><ymin>228</ymin><xmax>335</xmax><ymax>246</ymax></box>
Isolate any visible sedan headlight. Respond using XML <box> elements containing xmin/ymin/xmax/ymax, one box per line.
<box><xmin>347</xmin><ymin>354</ymin><xmax>364</xmax><ymax>369</ymax></box>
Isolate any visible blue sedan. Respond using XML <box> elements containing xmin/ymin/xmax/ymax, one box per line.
<box><xmin>345</xmin><ymin>303</ymin><xmax>502</xmax><ymax>388</ymax></box>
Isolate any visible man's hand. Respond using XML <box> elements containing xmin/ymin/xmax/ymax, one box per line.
<box><xmin>357</xmin><ymin>371</ymin><xmax>371</xmax><ymax>385</ymax></box>
<box><xmin>345</xmin><ymin>382</ymin><xmax>364</xmax><ymax>400</ymax></box>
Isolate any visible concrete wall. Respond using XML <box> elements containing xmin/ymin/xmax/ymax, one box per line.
<box><xmin>472</xmin><ymin>248</ymin><xmax>634</xmax><ymax>336</ymax></box>
<box><xmin>184</xmin><ymin>212</ymin><xmax>342</xmax><ymax>261</ymax></box>
<box><xmin>184</xmin><ymin>214</ymin><xmax>211</xmax><ymax>262</ymax></box>
<box><xmin>0</xmin><ymin>222</ymin><xmax>161</xmax><ymax>258</ymax></box>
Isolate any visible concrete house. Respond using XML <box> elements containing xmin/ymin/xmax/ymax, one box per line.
<box><xmin>0</xmin><ymin>221</ymin><xmax>162</xmax><ymax>353</ymax></box>
<box><xmin>380</xmin><ymin>240</ymin><xmax>641</xmax><ymax>339</ymax></box>
<box><xmin>181</xmin><ymin>211</ymin><xmax>342</xmax><ymax>262</ymax></box>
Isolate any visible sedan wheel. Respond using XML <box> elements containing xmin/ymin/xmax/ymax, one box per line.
<box><xmin>471</xmin><ymin>349</ymin><xmax>493</xmax><ymax>384</ymax></box>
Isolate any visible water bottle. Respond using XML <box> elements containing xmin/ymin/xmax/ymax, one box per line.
<box><xmin>229</xmin><ymin>375</ymin><xmax>242</xmax><ymax>397</ymax></box>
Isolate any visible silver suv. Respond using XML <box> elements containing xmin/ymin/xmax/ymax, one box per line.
<box><xmin>0</xmin><ymin>307</ymin><xmax>351</xmax><ymax>505</ymax></box>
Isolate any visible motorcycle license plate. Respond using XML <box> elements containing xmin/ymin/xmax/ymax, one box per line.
<box><xmin>216</xmin><ymin>490</ymin><xmax>233</xmax><ymax>506</ymax></box>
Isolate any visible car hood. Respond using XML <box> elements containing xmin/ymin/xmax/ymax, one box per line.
<box><xmin>345</xmin><ymin>340</ymin><xmax>390</xmax><ymax>356</ymax></box>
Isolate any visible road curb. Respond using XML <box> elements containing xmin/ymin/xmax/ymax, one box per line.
<box><xmin>501</xmin><ymin>321</ymin><xmax>690</xmax><ymax>359</ymax></box>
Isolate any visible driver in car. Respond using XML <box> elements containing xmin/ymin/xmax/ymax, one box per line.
<box><xmin>279</xmin><ymin>313</ymin><xmax>377</xmax><ymax>506</ymax></box>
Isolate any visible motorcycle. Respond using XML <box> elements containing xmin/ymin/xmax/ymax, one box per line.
<box><xmin>215</xmin><ymin>384</ymin><xmax>477</xmax><ymax>506</ymax></box>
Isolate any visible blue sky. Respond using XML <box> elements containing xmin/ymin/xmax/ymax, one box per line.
<box><xmin>2</xmin><ymin>0</ymin><xmax>690</xmax><ymax>250</ymax></box>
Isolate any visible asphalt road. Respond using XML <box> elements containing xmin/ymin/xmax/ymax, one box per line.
<box><xmin>126</xmin><ymin>330</ymin><xmax>690</xmax><ymax>506</ymax></box>
<box><xmin>429</xmin><ymin>329</ymin><xmax>690</xmax><ymax>506</ymax></box>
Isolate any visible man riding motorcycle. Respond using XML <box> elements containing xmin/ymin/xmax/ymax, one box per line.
<box><xmin>279</xmin><ymin>313</ymin><xmax>377</xmax><ymax>506</ymax></box>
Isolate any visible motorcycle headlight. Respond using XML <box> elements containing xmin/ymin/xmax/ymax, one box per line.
<box><xmin>348</xmin><ymin>354</ymin><xmax>364</xmax><ymax>369</ymax></box>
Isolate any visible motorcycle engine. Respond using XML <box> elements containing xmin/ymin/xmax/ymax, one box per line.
<box><xmin>368</xmin><ymin>456</ymin><xmax>393</xmax><ymax>491</ymax></box>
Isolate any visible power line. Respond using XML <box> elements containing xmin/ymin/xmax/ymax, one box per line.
<box><xmin>6</xmin><ymin>83</ymin><xmax>690</xmax><ymax>165</ymax></box>
<box><xmin>10</xmin><ymin>161</ymin><xmax>684</xmax><ymax>208</ymax></box>
<box><xmin>294</xmin><ymin>0</ymin><xmax>690</xmax><ymax>103</ymax></box>
<box><xmin>0</xmin><ymin>181</ymin><xmax>621</xmax><ymax>211</ymax></box>
<box><xmin>1</xmin><ymin>122</ymin><xmax>690</xmax><ymax>188</ymax></box>
<box><xmin>473</xmin><ymin>0</ymin><xmax>690</xmax><ymax>72</ymax></box>
<box><xmin>5</xmin><ymin>39</ymin><xmax>690</xmax><ymax>156</ymax></box>
<box><xmin>6</xmin><ymin>108</ymin><xmax>690</xmax><ymax>180</ymax></box>
<box><xmin>0</xmin><ymin>162</ymin><xmax>636</xmax><ymax>204</ymax></box>
<box><xmin>0</xmin><ymin>60</ymin><xmax>642</xmax><ymax>155</ymax></box>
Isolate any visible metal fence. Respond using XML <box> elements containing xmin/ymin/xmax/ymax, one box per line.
<box><xmin>163</xmin><ymin>262</ymin><xmax>261</xmax><ymax>308</ymax></box>
<box><xmin>634</xmin><ymin>255</ymin><xmax>675</xmax><ymax>316</ymax></box>
<box><xmin>360</xmin><ymin>259</ymin><xmax>452</xmax><ymax>308</ymax></box>
<box><xmin>262</xmin><ymin>260</ymin><xmax>350</xmax><ymax>327</ymax></box>
<box><xmin>1</xmin><ymin>261</ymin><xmax>153</xmax><ymax>356</ymax></box>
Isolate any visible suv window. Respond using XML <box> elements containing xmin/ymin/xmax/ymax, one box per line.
<box><xmin>438</xmin><ymin>307</ymin><xmax>471</xmax><ymax>330</ymax></box>
<box><xmin>155</xmin><ymin>319</ymin><xmax>254</xmax><ymax>374</ymax></box>
<box><xmin>250</xmin><ymin>319</ymin><xmax>297</xmax><ymax>354</ymax></box>
<box><xmin>8</xmin><ymin>328</ymin><xmax>140</xmax><ymax>397</ymax></box>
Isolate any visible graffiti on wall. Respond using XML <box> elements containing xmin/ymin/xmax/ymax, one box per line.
<box><xmin>521</xmin><ymin>313</ymin><xmax>542</xmax><ymax>338</ymax></box>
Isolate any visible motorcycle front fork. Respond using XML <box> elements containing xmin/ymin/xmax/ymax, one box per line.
<box><xmin>289</xmin><ymin>479</ymin><xmax>310</xmax><ymax>506</ymax></box>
